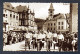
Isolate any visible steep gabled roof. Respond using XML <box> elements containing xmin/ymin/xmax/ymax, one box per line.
<box><xmin>47</xmin><ymin>13</ymin><xmax>66</xmax><ymax>21</ymax></box>
<box><xmin>16</xmin><ymin>5</ymin><xmax>28</xmax><ymax>12</ymax></box>
<box><xmin>53</xmin><ymin>13</ymin><xmax>66</xmax><ymax>19</ymax></box>
<box><xmin>3</xmin><ymin>2</ymin><xmax>18</xmax><ymax>12</ymax></box>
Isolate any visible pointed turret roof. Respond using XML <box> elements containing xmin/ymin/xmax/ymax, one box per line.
<box><xmin>49</xmin><ymin>3</ymin><xmax>53</xmax><ymax>9</ymax></box>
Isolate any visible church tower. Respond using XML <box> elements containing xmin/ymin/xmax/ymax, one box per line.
<box><xmin>48</xmin><ymin>3</ymin><xmax>54</xmax><ymax>20</ymax></box>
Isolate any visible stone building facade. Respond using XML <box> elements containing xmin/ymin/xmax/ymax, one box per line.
<box><xmin>43</xmin><ymin>3</ymin><xmax>69</xmax><ymax>33</ymax></box>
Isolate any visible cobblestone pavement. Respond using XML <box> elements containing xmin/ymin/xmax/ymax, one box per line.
<box><xmin>3</xmin><ymin>41</ymin><xmax>59</xmax><ymax>51</ymax></box>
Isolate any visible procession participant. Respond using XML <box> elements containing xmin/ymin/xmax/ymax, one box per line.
<box><xmin>72</xmin><ymin>38</ymin><xmax>77</xmax><ymax>51</ymax></box>
<box><xmin>29</xmin><ymin>32</ymin><xmax>32</xmax><ymax>48</ymax></box>
<box><xmin>46</xmin><ymin>31</ymin><xmax>52</xmax><ymax>51</ymax></box>
<box><xmin>52</xmin><ymin>31</ymin><xmax>57</xmax><ymax>50</ymax></box>
<box><xmin>32</xmin><ymin>32</ymin><xmax>37</xmax><ymax>49</ymax></box>
<box><xmin>57</xmin><ymin>32</ymin><xmax>64</xmax><ymax>52</ymax></box>
<box><xmin>71</xmin><ymin>33</ymin><xmax>77</xmax><ymax>51</ymax></box>
<box><xmin>41</xmin><ymin>31</ymin><xmax>46</xmax><ymax>48</ymax></box>
<box><xmin>37</xmin><ymin>31</ymin><xmax>42</xmax><ymax>51</ymax></box>
<box><xmin>25</xmin><ymin>31</ymin><xmax>31</xmax><ymax>50</ymax></box>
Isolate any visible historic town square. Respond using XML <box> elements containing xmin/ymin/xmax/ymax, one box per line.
<box><xmin>3</xmin><ymin>2</ymin><xmax>78</xmax><ymax>51</ymax></box>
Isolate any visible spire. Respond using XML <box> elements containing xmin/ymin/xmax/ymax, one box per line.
<box><xmin>49</xmin><ymin>3</ymin><xmax>53</xmax><ymax>9</ymax></box>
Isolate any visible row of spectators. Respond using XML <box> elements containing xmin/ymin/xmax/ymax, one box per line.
<box><xmin>3</xmin><ymin>31</ymin><xmax>25</xmax><ymax>45</ymax></box>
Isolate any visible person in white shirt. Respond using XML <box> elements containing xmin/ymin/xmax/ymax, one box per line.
<box><xmin>41</xmin><ymin>31</ymin><xmax>46</xmax><ymax>48</ymax></box>
<box><xmin>72</xmin><ymin>39</ymin><xmax>77</xmax><ymax>51</ymax></box>
<box><xmin>37</xmin><ymin>31</ymin><xmax>42</xmax><ymax>51</ymax></box>
<box><xmin>52</xmin><ymin>31</ymin><xmax>57</xmax><ymax>50</ymax></box>
<box><xmin>32</xmin><ymin>32</ymin><xmax>37</xmax><ymax>49</ymax></box>
<box><xmin>57</xmin><ymin>32</ymin><xmax>64</xmax><ymax>52</ymax></box>
<box><xmin>53</xmin><ymin>31</ymin><xmax>57</xmax><ymax>42</ymax></box>
<box><xmin>46</xmin><ymin>31</ymin><xmax>52</xmax><ymax>51</ymax></box>
<box><xmin>25</xmin><ymin>31</ymin><xmax>31</xmax><ymax>50</ymax></box>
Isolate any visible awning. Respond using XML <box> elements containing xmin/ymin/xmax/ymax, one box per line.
<box><xmin>3</xmin><ymin>22</ymin><xmax>8</xmax><ymax>24</ymax></box>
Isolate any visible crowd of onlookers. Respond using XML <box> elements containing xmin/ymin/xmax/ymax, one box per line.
<box><xmin>3</xmin><ymin>31</ymin><xmax>25</xmax><ymax>45</ymax></box>
<box><xmin>3</xmin><ymin>30</ymin><xmax>78</xmax><ymax>52</ymax></box>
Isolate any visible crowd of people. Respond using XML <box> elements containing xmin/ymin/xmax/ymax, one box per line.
<box><xmin>3</xmin><ymin>30</ymin><xmax>78</xmax><ymax>52</ymax></box>
<box><xmin>3</xmin><ymin>31</ymin><xmax>25</xmax><ymax>45</ymax></box>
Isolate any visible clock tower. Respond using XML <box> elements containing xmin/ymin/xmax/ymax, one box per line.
<box><xmin>48</xmin><ymin>3</ymin><xmax>54</xmax><ymax>20</ymax></box>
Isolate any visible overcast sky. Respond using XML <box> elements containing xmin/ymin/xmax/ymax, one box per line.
<box><xmin>11</xmin><ymin>3</ymin><xmax>70</xmax><ymax>19</ymax></box>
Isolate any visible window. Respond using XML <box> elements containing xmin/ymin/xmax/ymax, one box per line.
<box><xmin>6</xmin><ymin>14</ymin><xmax>7</xmax><ymax>18</ymax></box>
<box><xmin>61</xmin><ymin>26</ymin><xmax>63</xmax><ymax>29</ymax></box>
<box><xmin>3</xmin><ymin>14</ymin><xmax>5</xmax><ymax>17</ymax></box>
<box><xmin>50</xmin><ymin>11</ymin><xmax>52</xmax><ymax>13</ymax></box>
<box><xmin>58</xmin><ymin>26</ymin><xmax>60</xmax><ymax>29</ymax></box>
<box><xmin>51</xmin><ymin>28</ymin><xmax>52</xmax><ymax>30</ymax></box>
<box><xmin>13</xmin><ymin>15</ymin><xmax>15</xmax><ymax>18</ymax></box>
<box><xmin>6</xmin><ymin>14</ymin><xmax>7</xmax><ymax>16</ymax></box>
<box><xmin>54</xmin><ymin>23</ymin><xmax>55</xmax><ymax>26</ymax></box>
<box><xmin>10</xmin><ymin>14</ymin><xmax>12</xmax><ymax>17</ymax></box>
<box><xmin>58</xmin><ymin>22</ymin><xmax>60</xmax><ymax>25</ymax></box>
<box><xmin>16</xmin><ymin>16</ymin><xmax>18</xmax><ymax>20</ymax></box>
<box><xmin>47</xmin><ymin>28</ymin><xmax>49</xmax><ymax>31</ymax></box>
<box><xmin>54</xmin><ymin>28</ymin><xmax>55</xmax><ymax>30</ymax></box>
<box><xmin>51</xmin><ymin>23</ymin><xmax>52</xmax><ymax>26</ymax></box>
<box><xmin>62</xmin><ymin>22</ymin><xmax>63</xmax><ymax>25</ymax></box>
